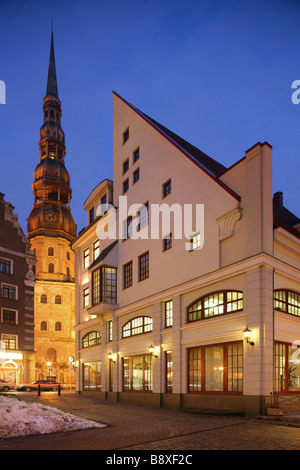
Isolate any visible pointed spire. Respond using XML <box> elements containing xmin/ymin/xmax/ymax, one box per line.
<box><xmin>46</xmin><ymin>25</ymin><xmax>58</xmax><ymax>98</ymax></box>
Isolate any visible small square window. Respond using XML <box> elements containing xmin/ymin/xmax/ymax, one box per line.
<box><xmin>123</xmin><ymin>159</ymin><xmax>129</xmax><ymax>174</ymax></box>
<box><xmin>133</xmin><ymin>147</ymin><xmax>140</xmax><ymax>163</ymax></box>
<box><xmin>123</xmin><ymin>178</ymin><xmax>129</xmax><ymax>194</ymax></box>
<box><xmin>163</xmin><ymin>179</ymin><xmax>171</xmax><ymax>198</ymax></box>
<box><xmin>133</xmin><ymin>168</ymin><xmax>140</xmax><ymax>184</ymax></box>
<box><xmin>123</xmin><ymin>128</ymin><xmax>129</xmax><ymax>144</ymax></box>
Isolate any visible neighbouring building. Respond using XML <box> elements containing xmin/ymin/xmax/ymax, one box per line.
<box><xmin>27</xmin><ymin>32</ymin><xmax>76</xmax><ymax>385</ymax></box>
<box><xmin>71</xmin><ymin>91</ymin><xmax>300</xmax><ymax>417</ymax></box>
<box><xmin>0</xmin><ymin>193</ymin><xmax>36</xmax><ymax>385</ymax></box>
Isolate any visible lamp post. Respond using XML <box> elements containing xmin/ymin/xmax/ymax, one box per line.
<box><xmin>47</xmin><ymin>361</ymin><xmax>52</xmax><ymax>378</ymax></box>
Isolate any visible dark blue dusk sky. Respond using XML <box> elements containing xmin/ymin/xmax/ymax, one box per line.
<box><xmin>0</xmin><ymin>0</ymin><xmax>299</xmax><ymax>234</ymax></box>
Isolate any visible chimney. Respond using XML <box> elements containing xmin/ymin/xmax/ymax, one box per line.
<box><xmin>273</xmin><ymin>191</ymin><xmax>283</xmax><ymax>208</ymax></box>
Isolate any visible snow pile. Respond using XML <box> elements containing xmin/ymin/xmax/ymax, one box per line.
<box><xmin>0</xmin><ymin>395</ymin><xmax>106</xmax><ymax>439</ymax></box>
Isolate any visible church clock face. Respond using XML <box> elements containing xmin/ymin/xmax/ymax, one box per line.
<box><xmin>45</xmin><ymin>211</ymin><xmax>57</xmax><ymax>223</ymax></box>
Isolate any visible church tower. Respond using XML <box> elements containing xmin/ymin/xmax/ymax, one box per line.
<box><xmin>27</xmin><ymin>31</ymin><xmax>76</xmax><ymax>385</ymax></box>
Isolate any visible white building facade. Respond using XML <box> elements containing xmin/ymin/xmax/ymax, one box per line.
<box><xmin>71</xmin><ymin>92</ymin><xmax>300</xmax><ymax>417</ymax></box>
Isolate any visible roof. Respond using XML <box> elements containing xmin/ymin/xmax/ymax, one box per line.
<box><xmin>273</xmin><ymin>192</ymin><xmax>300</xmax><ymax>239</ymax></box>
<box><xmin>113</xmin><ymin>92</ymin><xmax>240</xmax><ymax>201</ymax></box>
<box><xmin>88</xmin><ymin>240</ymin><xmax>118</xmax><ymax>270</ymax></box>
<box><xmin>46</xmin><ymin>31</ymin><xmax>58</xmax><ymax>98</ymax></box>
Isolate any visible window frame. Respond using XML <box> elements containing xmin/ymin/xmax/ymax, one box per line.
<box><xmin>123</xmin><ymin>178</ymin><xmax>129</xmax><ymax>194</ymax></box>
<box><xmin>123</xmin><ymin>128</ymin><xmax>129</xmax><ymax>145</ymax></box>
<box><xmin>162</xmin><ymin>179</ymin><xmax>171</xmax><ymax>198</ymax></box>
<box><xmin>93</xmin><ymin>239</ymin><xmax>100</xmax><ymax>261</ymax></box>
<box><xmin>133</xmin><ymin>147</ymin><xmax>140</xmax><ymax>164</ymax></box>
<box><xmin>83</xmin><ymin>248</ymin><xmax>90</xmax><ymax>269</ymax></box>
<box><xmin>188</xmin><ymin>341</ymin><xmax>243</xmax><ymax>394</ymax></box>
<box><xmin>138</xmin><ymin>251</ymin><xmax>149</xmax><ymax>282</ymax></box>
<box><xmin>122</xmin><ymin>354</ymin><xmax>153</xmax><ymax>392</ymax></box>
<box><xmin>122</xmin><ymin>316</ymin><xmax>153</xmax><ymax>338</ymax></box>
<box><xmin>123</xmin><ymin>158</ymin><xmax>129</xmax><ymax>175</ymax></box>
<box><xmin>0</xmin><ymin>258</ymin><xmax>12</xmax><ymax>274</ymax></box>
<box><xmin>164</xmin><ymin>300</ymin><xmax>173</xmax><ymax>328</ymax></box>
<box><xmin>1</xmin><ymin>334</ymin><xmax>17</xmax><ymax>350</ymax></box>
<box><xmin>163</xmin><ymin>233</ymin><xmax>172</xmax><ymax>252</ymax></box>
<box><xmin>83</xmin><ymin>287</ymin><xmax>89</xmax><ymax>308</ymax></box>
<box><xmin>274</xmin><ymin>289</ymin><xmax>300</xmax><ymax>317</ymax></box>
<box><xmin>187</xmin><ymin>290</ymin><xmax>243</xmax><ymax>323</ymax></box>
<box><xmin>123</xmin><ymin>261</ymin><xmax>133</xmax><ymax>289</ymax></box>
<box><xmin>1</xmin><ymin>308</ymin><xmax>18</xmax><ymax>325</ymax></box>
<box><xmin>133</xmin><ymin>167</ymin><xmax>140</xmax><ymax>184</ymax></box>
<box><xmin>2</xmin><ymin>283</ymin><xmax>17</xmax><ymax>300</ymax></box>
<box><xmin>82</xmin><ymin>331</ymin><xmax>101</xmax><ymax>349</ymax></box>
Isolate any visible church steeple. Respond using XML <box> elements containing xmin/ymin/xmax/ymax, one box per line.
<box><xmin>46</xmin><ymin>30</ymin><xmax>59</xmax><ymax>98</ymax></box>
<box><xmin>27</xmin><ymin>32</ymin><xmax>76</xmax><ymax>243</ymax></box>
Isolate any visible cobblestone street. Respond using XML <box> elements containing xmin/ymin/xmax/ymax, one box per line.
<box><xmin>0</xmin><ymin>392</ymin><xmax>300</xmax><ymax>451</ymax></box>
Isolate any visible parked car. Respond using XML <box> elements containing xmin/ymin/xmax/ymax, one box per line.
<box><xmin>0</xmin><ymin>379</ymin><xmax>15</xmax><ymax>392</ymax></box>
<box><xmin>17</xmin><ymin>380</ymin><xmax>62</xmax><ymax>392</ymax></box>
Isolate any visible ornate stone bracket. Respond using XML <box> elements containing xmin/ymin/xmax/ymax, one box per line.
<box><xmin>217</xmin><ymin>208</ymin><xmax>242</xmax><ymax>241</ymax></box>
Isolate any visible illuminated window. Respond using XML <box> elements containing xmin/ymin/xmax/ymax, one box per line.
<box><xmin>83</xmin><ymin>362</ymin><xmax>102</xmax><ymax>390</ymax></box>
<box><xmin>166</xmin><ymin>351</ymin><xmax>173</xmax><ymax>393</ymax></box>
<box><xmin>190</xmin><ymin>233</ymin><xmax>201</xmax><ymax>250</ymax></box>
<box><xmin>188</xmin><ymin>342</ymin><xmax>243</xmax><ymax>393</ymax></box>
<box><xmin>93</xmin><ymin>240</ymin><xmax>100</xmax><ymax>260</ymax></box>
<box><xmin>165</xmin><ymin>300</ymin><xmax>173</xmax><ymax>327</ymax></box>
<box><xmin>92</xmin><ymin>266</ymin><xmax>117</xmax><ymax>305</ymax></box>
<box><xmin>274</xmin><ymin>290</ymin><xmax>300</xmax><ymax>317</ymax></box>
<box><xmin>122</xmin><ymin>316</ymin><xmax>153</xmax><ymax>338</ymax></box>
<box><xmin>83</xmin><ymin>287</ymin><xmax>89</xmax><ymax>308</ymax></box>
<box><xmin>2</xmin><ymin>335</ymin><xmax>17</xmax><ymax>350</ymax></box>
<box><xmin>274</xmin><ymin>342</ymin><xmax>300</xmax><ymax>392</ymax></box>
<box><xmin>83</xmin><ymin>248</ymin><xmax>89</xmax><ymax>269</ymax></box>
<box><xmin>123</xmin><ymin>355</ymin><xmax>152</xmax><ymax>391</ymax></box>
<box><xmin>187</xmin><ymin>291</ymin><xmax>243</xmax><ymax>323</ymax></box>
<box><xmin>82</xmin><ymin>331</ymin><xmax>101</xmax><ymax>348</ymax></box>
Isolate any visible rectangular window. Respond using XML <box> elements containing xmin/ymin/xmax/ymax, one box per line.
<box><xmin>139</xmin><ymin>252</ymin><xmax>149</xmax><ymax>282</ymax></box>
<box><xmin>2</xmin><ymin>335</ymin><xmax>17</xmax><ymax>350</ymax></box>
<box><xmin>133</xmin><ymin>147</ymin><xmax>140</xmax><ymax>163</ymax></box>
<box><xmin>89</xmin><ymin>207</ymin><xmax>94</xmax><ymax>224</ymax></box>
<box><xmin>123</xmin><ymin>159</ymin><xmax>129</xmax><ymax>174</ymax></box>
<box><xmin>163</xmin><ymin>233</ymin><xmax>172</xmax><ymax>251</ymax></box>
<box><xmin>133</xmin><ymin>168</ymin><xmax>140</xmax><ymax>184</ymax></box>
<box><xmin>0</xmin><ymin>259</ymin><xmax>11</xmax><ymax>274</ymax></box>
<box><xmin>191</xmin><ymin>232</ymin><xmax>201</xmax><ymax>250</ymax></box>
<box><xmin>2</xmin><ymin>284</ymin><xmax>16</xmax><ymax>300</ymax></box>
<box><xmin>123</xmin><ymin>216</ymin><xmax>132</xmax><ymax>240</ymax></box>
<box><xmin>138</xmin><ymin>203</ymin><xmax>149</xmax><ymax>231</ymax></box>
<box><xmin>92</xmin><ymin>268</ymin><xmax>101</xmax><ymax>305</ymax></box>
<box><xmin>107</xmin><ymin>320</ymin><xmax>113</xmax><ymax>342</ymax></box>
<box><xmin>274</xmin><ymin>342</ymin><xmax>300</xmax><ymax>392</ymax></box>
<box><xmin>188</xmin><ymin>342</ymin><xmax>243</xmax><ymax>393</ymax></box>
<box><xmin>2</xmin><ymin>309</ymin><xmax>17</xmax><ymax>325</ymax></box>
<box><xmin>93</xmin><ymin>239</ymin><xmax>100</xmax><ymax>260</ymax></box>
<box><xmin>101</xmin><ymin>194</ymin><xmax>107</xmax><ymax>206</ymax></box>
<box><xmin>123</xmin><ymin>355</ymin><xmax>153</xmax><ymax>391</ymax></box>
<box><xmin>123</xmin><ymin>178</ymin><xmax>129</xmax><ymax>194</ymax></box>
<box><xmin>162</xmin><ymin>179</ymin><xmax>171</xmax><ymax>198</ymax></box>
<box><xmin>123</xmin><ymin>128</ymin><xmax>129</xmax><ymax>144</ymax></box>
<box><xmin>83</xmin><ymin>287</ymin><xmax>89</xmax><ymax>308</ymax></box>
<box><xmin>165</xmin><ymin>300</ymin><xmax>173</xmax><ymax>328</ymax></box>
<box><xmin>166</xmin><ymin>351</ymin><xmax>173</xmax><ymax>393</ymax></box>
<box><xmin>83</xmin><ymin>362</ymin><xmax>102</xmax><ymax>390</ymax></box>
<box><xmin>123</xmin><ymin>261</ymin><xmax>133</xmax><ymax>289</ymax></box>
<box><xmin>83</xmin><ymin>248</ymin><xmax>89</xmax><ymax>269</ymax></box>
<box><xmin>101</xmin><ymin>267</ymin><xmax>117</xmax><ymax>304</ymax></box>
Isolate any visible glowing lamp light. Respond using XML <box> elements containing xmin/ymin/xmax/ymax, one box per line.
<box><xmin>149</xmin><ymin>344</ymin><xmax>158</xmax><ymax>358</ymax></box>
<box><xmin>243</xmin><ymin>326</ymin><xmax>255</xmax><ymax>346</ymax></box>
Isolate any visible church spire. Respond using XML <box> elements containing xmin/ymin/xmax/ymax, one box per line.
<box><xmin>46</xmin><ymin>29</ymin><xmax>58</xmax><ymax>98</ymax></box>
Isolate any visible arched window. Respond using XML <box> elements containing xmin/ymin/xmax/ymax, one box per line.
<box><xmin>40</xmin><ymin>294</ymin><xmax>47</xmax><ymax>303</ymax></box>
<box><xmin>55</xmin><ymin>295</ymin><xmax>61</xmax><ymax>304</ymax></box>
<box><xmin>67</xmin><ymin>251</ymin><xmax>70</xmax><ymax>260</ymax></box>
<box><xmin>187</xmin><ymin>291</ymin><xmax>243</xmax><ymax>323</ymax></box>
<box><xmin>48</xmin><ymin>263</ymin><xmax>54</xmax><ymax>273</ymax></box>
<box><xmin>40</xmin><ymin>321</ymin><xmax>47</xmax><ymax>331</ymax></box>
<box><xmin>55</xmin><ymin>322</ymin><xmax>62</xmax><ymax>331</ymax></box>
<box><xmin>48</xmin><ymin>247</ymin><xmax>54</xmax><ymax>256</ymax></box>
<box><xmin>66</xmin><ymin>266</ymin><xmax>70</xmax><ymax>276</ymax></box>
<box><xmin>122</xmin><ymin>316</ymin><xmax>153</xmax><ymax>338</ymax></box>
<box><xmin>274</xmin><ymin>290</ymin><xmax>300</xmax><ymax>317</ymax></box>
<box><xmin>82</xmin><ymin>331</ymin><xmax>101</xmax><ymax>348</ymax></box>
